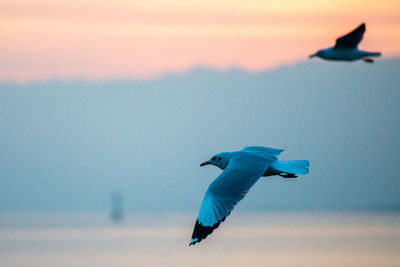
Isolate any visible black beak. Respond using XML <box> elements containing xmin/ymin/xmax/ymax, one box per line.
<box><xmin>200</xmin><ymin>161</ymin><xmax>210</xmax><ymax>167</ymax></box>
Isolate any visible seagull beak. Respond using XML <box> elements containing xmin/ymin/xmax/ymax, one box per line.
<box><xmin>309</xmin><ymin>54</ymin><xmax>316</xmax><ymax>58</ymax></box>
<box><xmin>200</xmin><ymin>161</ymin><xmax>210</xmax><ymax>167</ymax></box>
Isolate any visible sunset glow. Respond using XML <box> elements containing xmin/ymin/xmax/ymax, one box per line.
<box><xmin>1</xmin><ymin>0</ymin><xmax>399</xmax><ymax>82</ymax></box>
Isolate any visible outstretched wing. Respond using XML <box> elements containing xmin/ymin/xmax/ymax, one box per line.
<box><xmin>190</xmin><ymin>152</ymin><xmax>271</xmax><ymax>246</ymax></box>
<box><xmin>334</xmin><ymin>23</ymin><xmax>365</xmax><ymax>49</ymax></box>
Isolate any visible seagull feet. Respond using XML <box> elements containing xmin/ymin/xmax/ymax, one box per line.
<box><xmin>279</xmin><ymin>173</ymin><xmax>298</xmax><ymax>178</ymax></box>
<box><xmin>362</xmin><ymin>58</ymin><xmax>374</xmax><ymax>63</ymax></box>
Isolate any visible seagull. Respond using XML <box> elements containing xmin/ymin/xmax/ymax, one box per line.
<box><xmin>189</xmin><ymin>146</ymin><xmax>310</xmax><ymax>246</ymax></box>
<box><xmin>309</xmin><ymin>23</ymin><xmax>381</xmax><ymax>63</ymax></box>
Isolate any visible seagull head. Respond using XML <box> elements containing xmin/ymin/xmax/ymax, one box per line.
<box><xmin>200</xmin><ymin>153</ymin><xmax>230</xmax><ymax>170</ymax></box>
<box><xmin>309</xmin><ymin>49</ymin><xmax>326</xmax><ymax>59</ymax></box>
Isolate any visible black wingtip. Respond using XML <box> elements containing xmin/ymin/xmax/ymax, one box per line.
<box><xmin>189</xmin><ymin>217</ymin><xmax>226</xmax><ymax>246</ymax></box>
<box><xmin>354</xmin><ymin>23</ymin><xmax>366</xmax><ymax>34</ymax></box>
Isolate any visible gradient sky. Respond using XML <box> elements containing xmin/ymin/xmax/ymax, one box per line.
<box><xmin>1</xmin><ymin>0</ymin><xmax>399</xmax><ymax>82</ymax></box>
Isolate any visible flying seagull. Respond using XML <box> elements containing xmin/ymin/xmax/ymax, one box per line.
<box><xmin>309</xmin><ymin>23</ymin><xmax>381</xmax><ymax>63</ymax></box>
<box><xmin>189</xmin><ymin>146</ymin><xmax>309</xmax><ymax>246</ymax></box>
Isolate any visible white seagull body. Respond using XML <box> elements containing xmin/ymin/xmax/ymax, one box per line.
<box><xmin>309</xmin><ymin>23</ymin><xmax>381</xmax><ymax>63</ymax></box>
<box><xmin>190</xmin><ymin>146</ymin><xmax>310</xmax><ymax>246</ymax></box>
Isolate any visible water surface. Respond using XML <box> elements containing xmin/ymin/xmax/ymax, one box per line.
<box><xmin>0</xmin><ymin>212</ymin><xmax>399</xmax><ymax>267</ymax></box>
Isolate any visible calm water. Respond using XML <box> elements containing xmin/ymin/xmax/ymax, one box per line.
<box><xmin>0</xmin><ymin>212</ymin><xmax>399</xmax><ymax>267</ymax></box>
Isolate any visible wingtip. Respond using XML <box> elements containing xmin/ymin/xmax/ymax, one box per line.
<box><xmin>189</xmin><ymin>217</ymin><xmax>226</xmax><ymax>246</ymax></box>
<box><xmin>189</xmin><ymin>238</ymin><xmax>199</xmax><ymax>246</ymax></box>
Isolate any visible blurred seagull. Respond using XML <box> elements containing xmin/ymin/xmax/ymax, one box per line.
<box><xmin>309</xmin><ymin>23</ymin><xmax>381</xmax><ymax>63</ymax></box>
<box><xmin>189</xmin><ymin>146</ymin><xmax>309</xmax><ymax>246</ymax></box>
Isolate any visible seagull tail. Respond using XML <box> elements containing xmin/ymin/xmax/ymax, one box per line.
<box><xmin>271</xmin><ymin>160</ymin><xmax>310</xmax><ymax>176</ymax></box>
<box><xmin>368</xmin><ymin>52</ymin><xmax>381</xmax><ymax>57</ymax></box>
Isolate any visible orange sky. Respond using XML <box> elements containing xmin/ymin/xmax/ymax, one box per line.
<box><xmin>0</xmin><ymin>0</ymin><xmax>399</xmax><ymax>82</ymax></box>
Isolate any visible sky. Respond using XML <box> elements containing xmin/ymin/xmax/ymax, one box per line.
<box><xmin>0</xmin><ymin>0</ymin><xmax>399</xmax><ymax>214</ymax></box>
<box><xmin>1</xmin><ymin>0</ymin><xmax>399</xmax><ymax>82</ymax></box>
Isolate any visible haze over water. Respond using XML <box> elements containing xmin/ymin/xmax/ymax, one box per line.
<box><xmin>1</xmin><ymin>212</ymin><xmax>399</xmax><ymax>267</ymax></box>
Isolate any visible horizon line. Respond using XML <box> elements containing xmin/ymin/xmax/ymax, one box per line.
<box><xmin>1</xmin><ymin>56</ymin><xmax>399</xmax><ymax>85</ymax></box>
